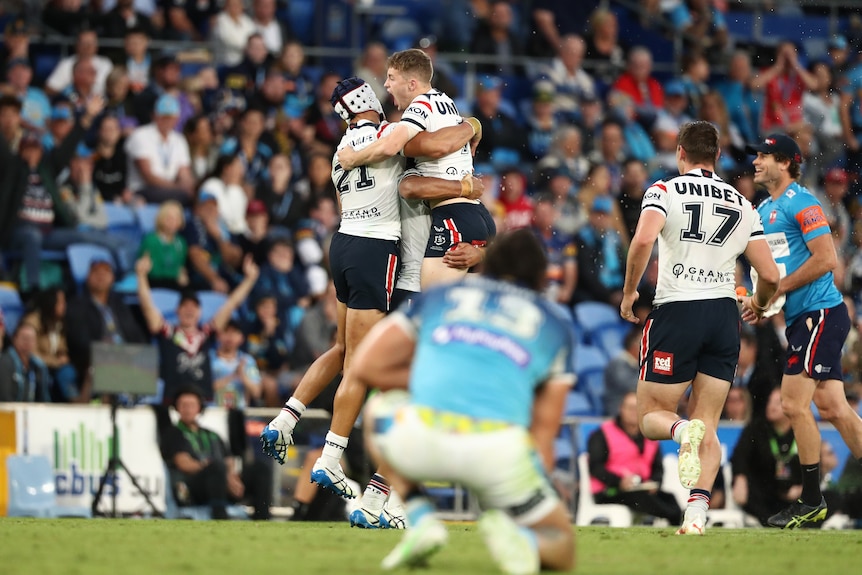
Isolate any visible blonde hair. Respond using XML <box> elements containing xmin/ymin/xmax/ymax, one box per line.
<box><xmin>155</xmin><ymin>200</ymin><xmax>185</xmax><ymax>233</ymax></box>
<box><xmin>387</xmin><ymin>49</ymin><xmax>433</xmax><ymax>84</ymax></box>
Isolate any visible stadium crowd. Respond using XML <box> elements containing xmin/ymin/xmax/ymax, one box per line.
<box><xmin>3</xmin><ymin>0</ymin><xmax>862</xmax><ymax>523</ymax></box>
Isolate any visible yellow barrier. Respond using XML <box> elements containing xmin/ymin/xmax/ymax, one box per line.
<box><xmin>0</xmin><ymin>411</ymin><xmax>16</xmax><ymax>516</ymax></box>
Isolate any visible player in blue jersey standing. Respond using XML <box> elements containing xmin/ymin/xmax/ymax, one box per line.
<box><xmin>350</xmin><ymin>229</ymin><xmax>576</xmax><ymax>575</ymax></box>
<box><xmin>745</xmin><ymin>134</ymin><xmax>862</xmax><ymax>528</ymax></box>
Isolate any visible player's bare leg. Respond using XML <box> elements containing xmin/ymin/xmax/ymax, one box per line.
<box><xmin>260</xmin><ymin>302</ymin><xmax>347</xmax><ymax>464</ymax></box>
<box><xmin>420</xmin><ymin>255</ymin><xmax>468</xmax><ymax>288</ymax></box>
<box><xmin>311</xmin><ymin>307</ymin><xmax>385</xmax><ymax>498</ymax></box>
<box><xmin>813</xmin><ymin>378</ymin><xmax>862</xmax><ymax>457</ymax></box>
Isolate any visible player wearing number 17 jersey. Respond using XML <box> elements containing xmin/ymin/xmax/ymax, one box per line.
<box><xmin>620</xmin><ymin>121</ymin><xmax>780</xmax><ymax>535</ymax></box>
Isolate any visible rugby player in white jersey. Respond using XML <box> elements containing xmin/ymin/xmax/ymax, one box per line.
<box><xmin>619</xmin><ymin>121</ymin><xmax>780</xmax><ymax>535</ymax></box>
<box><xmin>338</xmin><ymin>48</ymin><xmax>496</xmax><ymax>289</ymax></box>
<box><xmin>260</xmin><ymin>77</ymin><xmax>484</xmax><ymax>527</ymax></box>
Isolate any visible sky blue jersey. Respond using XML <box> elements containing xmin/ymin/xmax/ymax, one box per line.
<box><xmin>756</xmin><ymin>181</ymin><xmax>843</xmax><ymax>325</ymax></box>
<box><xmin>393</xmin><ymin>276</ymin><xmax>576</xmax><ymax>428</ymax></box>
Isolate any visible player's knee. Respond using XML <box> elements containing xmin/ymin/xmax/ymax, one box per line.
<box><xmin>780</xmin><ymin>395</ymin><xmax>810</xmax><ymax>419</ymax></box>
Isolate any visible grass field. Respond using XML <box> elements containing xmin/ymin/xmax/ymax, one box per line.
<box><xmin>2</xmin><ymin>518</ymin><xmax>861</xmax><ymax>575</ymax></box>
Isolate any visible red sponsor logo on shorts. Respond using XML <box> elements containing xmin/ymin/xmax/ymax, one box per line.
<box><xmin>653</xmin><ymin>351</ymin><xmax>673</xmax><ymax>375</ymax></box>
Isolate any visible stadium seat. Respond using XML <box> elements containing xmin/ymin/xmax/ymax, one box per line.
<box><xmin>67</xmin><ymin>244</ymin><xmax>114</xmax><ymax>291</ymax></box>
<box><xmin>573</xmin><ymin>345</ymin><xmax>609</xmax><ymax>415</ymax></box>
<box><xmin>135</xmin><ymin>204</ymin><xmax>161</xmax><ymax>235</ymax></box>
<box><xmin>575</xmin><ymin>453</ymin><xmax>633</xmax><ymax>527</ymax></box>
<box><xmin>564</xmin><ymin>390</ymin><xmax>596</xmax><ymax>417</ymax></box>
<box><xmin>592</xmin><ymin>322</ymin><xmax>632</xmax><ymax>360</ymax></box>
<box><xmin>150</xmin><ymin>288</ymin><xmax>181</xmax><ymax>324</ymax></box>
<box><xmin>104</xmin><ymin>204</ymin><xmax>143</xmax><ymax>247</ymax></box>
<box><xmin>197</xmin><ymin>291</ymin><xmax>228</xmax><ymax>324</ymax></box>
<box><xmin>573</xmin><ymin>301</ymin><xmax>623</xmax><ymax>346</ymax></box>
<box><xmin>0</xmin><ymin>285</ymin><xmax>25</xmax><ymax>334</ymax></box>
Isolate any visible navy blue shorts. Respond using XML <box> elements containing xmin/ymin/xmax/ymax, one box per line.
<box><xmin>390</xmin><ymin>288</ymin><xmax>419</xmax><ymax>312</ymax></box>
<box><xmin>639</xmin><ymin>299</ymin><xmax>740</xmax><ymax>384</ymax></box>
<box><xmin>329</xmin><ymin>232</ymin><xmax>399</xmax><ymax>312</ymax></box>
<box><xmin>784</xmin><ymin>303</ymin><xmax>850</xmax><ymax>380</ymax></box>
<box><xmin>424</xmin><ymin>202</ymin><xmax>496</xmax><ymax>258</ymax></box>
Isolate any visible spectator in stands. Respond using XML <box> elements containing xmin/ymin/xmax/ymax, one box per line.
<box><xmin>22</xmin><ymin>288</ymin><xmax>79</xmax><ymax>403</ymax></box>
<box><xmin>136</xmin><ymin>252</ymin><xmax>258</xmax><ymax>403</ymax></box>
<box><xmin>279</xmin><ymin>40</ymin><xmax>316</xmax><ymax>112</ymax></box>
<box><xmin>256</xmin><ymin>153</ymin><xmax>308</xmax><ymax>232</ymax></box>
<box><xmin>722</xmin><ymin>386</ymin><xmax>753</xmax><ymax>423</ymax></box>
<box><xmin>162</xmin><ymin>385</ymin><xmax>271</xmax><ymax>520</ymax></box>
<box><xmin>497</xmin><ymin>167</ymin><xmax>533</xmax><ymax>231</ymax></box>
<box><xmin>252</xmin><ymin>0</ymin><xmax>287</xmax><ymax>56</ymax></box>
<box><xmin>528</xmin><ymin>0</ymin><xmax>600</xmax><ymax>58</ymax></box>
<box><xmin>354</xmin><ymin>42</ymin><xmax>390</xmax><ymax>106</ymax></box>
<box><xmin>305</xmin><ymin>72</ymin><xmax>345</xmax><ymax>149</ymax></box>
<box><xmin>471</xmin><ymin>75</ymin><xmax>527</xmax><ymax>167</ymax></box>
<box><xmin>816</xmin><ymin>168</ymin><xmax>852</xmax><ymax>257</ymax></box>
<box><xmin>122</xmin><ymin>27</ymin><xmax>151</xmax><ymax>96</ymax></box>
<box><xmin>587</xmin><ymin>119</ymin><xmax>627</xmax><ymax>196</ymax></box>
<box><xmin>524</xmin><ymin>80</ymin><xmax>559</xmax><ymax>162</ymax></box>
<box><xmin>199</xmin><ymin>154</ymin><xmax>248</xmax><ymax>236</ymax></box>
<box><xmin>63</xmin><ymin>58</ymin><xmax>100</xmax><ymax>118</ymax></box>
<box><xmin>0</xmin><ymin>323</ymin><xmax>50</xmax><ymax>403</ymax></box>
<box><xmin>584</xmin><ymin>8</ymin><xmax>625</xmax><ymax>90</ymax></box>
<box><xmin>532</xmin><ymin>193</ymin><xmax>577</xmax><ymax>304</ymax></box>
<box><xmin>102</xmin><ymin>67</ymin><xmax>139</xmax><ymax>137</ymax></box>
<box><xmin>42</xmin><ymin>102</ymin><xmax>75</xmax><ymax>151</ymax></box>
<box><xmin>698</xmin><ymin>90</ymin><xmax>744</xmax><ymax>174</ymax></box>
<box><xmin>469</xmin><ymin>0</ymin><xmax>525</xmax><ymax>77</ymax></box>
<box><xmin>102</xmin><ymin>0</ymin><xmax>155</xmax><ymax>39</ymax></box>
<box><xmin>714</xmin><ymin>50</ymin><xmax>759</xmax><ymax>145</ymax></box>
<box><xmin>184</xmin><ymin>190</ymin><xmax>243</xmax><ymax>293</ymax></box>
<box><xmin>223</xmin><ymin>34</ymin><xmax>274</xmax><ymax>101</ymax></box>
<box><xmin>0</xmin><ymin>17</ymin><xmax>30</xmax><ymax>80</ymax></box>
<box><xmin>752</xmin><ymin>41</ymin><xmax>817</xmax><ymax>137</ymax></box>
<box><xmin>184</xmin><ymin>114</ymin><xmax>217</xmax><ymax>181</ymax></box>
<box><xmin>59</xmin><ymin>143</ymin><xmax>109</xmax><ymax>232</ymax></box>
<box><xmin>162</xmin><ymin>0</ymin><xmax>218</xmax><ymax>41</ymax></box>
<box><xmin>803</xmin><ymin>60</ymin><xmax>843</xmax><ymax>177</ymax></box>
<box><xmin>575</xmin><ymin>93</ymin><xmax>604</xmax><ymax>155</ymax></box>
<box><xmin>220</xmin><ymin>107</ymin><xmax>274</xmax><ymax>190</ymax></box>
<box><xmin>245</xmin><ymin>294</ymin><xmax>293</xmax><ymax>407</ymax></box>
<box><xmin>731</xmin><ymin>388</ymin><xmax>803</xmax><ymax>526</ymax></box>
<box><xmin>126</xmin><ymin>94</ymin><xmax>195</xmax><ymax>205</ymax></box>
<box><xmin>65</xmin><ymin>257</ymin><xmax>146</xmax><ymax>381</ymax></box>
<box><xmin>617</xmin><ymin>158</ymin><xmax>648</xmax><ymax>239</ymax></box>
<box><xmin>250</xmin><ymin>237</ymin><xmax>311</xmax><ymax>330</ymax></box>
<box><xmin>211</xmin><ymin>319</ymin><xmax>261</xmax><ymax>409</ymax></box>
<box><xmin>250</xmin><ymin>66</ymin><xmax>288</xmax><ymax>132</ymax></box>
<box><xmin>212</xmin><ymin>0</ymin><xmax>256</xmax><ymax>67</ymax></box>
<box><xmin>603</xmin><ymin>328</ymin><xmax>641</xmax><ymax>416</ymax></box>
<box><xmin>576</xmin><ymin>162</ymin><xmax>628</xmax><ymax>243</ymax></box>
<box><xmin>133</xmin><ymin>52</ymin><xmax>194</xmax><ymax>129</ymax></box>
<box><xmin>611</xmin><ymin>46</ymin><xmax>664</xmax><ymax>130</ymax></box>
<box><xmin>237</xmin><ymin>199</ymin><xmax>273</xmax><ymax>265</ymax></box>
<box><xmin>534</xmin><ymin>166</ymin><xmax>584</xmax><ymax>237</ymax></box>
<box><xmin>138</xmin><ymin>200</ymin><xmax>188</xmax><ymax>290</ymax></box>
<box><xmin>42</xmin><ymin>0</ymin><xmax>97</xmax><ymax>37</ymax></box>
<box><xmin>46</xmin><ymin>29</ymin><xmax>113</xmax><ymax>98</ymax></box>
<box><xmin>92</xmin><ymin>115</ymin><xmax>130</xmax><ymax>204</ymax></box>
<box><xmin>606</xmin><ymin>91</ymin><xmax>657</xmax><ymax>167</ymax></box>
<box><xmin>826</xmin><ymin>35</ymin><xmax>851</xmax><ymax>76</ymax></box>
<box><xmin>540</xmin><ymin>34</ymin><xmax>597</xmax><ymax>122</ymax></box>
<box><xmin>3</xmin><ymin>58</ymin><xmax>51</xmax><ymax>131</ymax></box>
<box><xmin>665</xmin><ymin>0</ymin><xmax>728</xmax><ymax>58</ymax></box>
<box><xmin>304</xmin><ymin>151</ymin><xmax>338</xmax><ymax>203</ymax></box>
<box><xmin>588</xmin><ymin>391</ymin><xmax>682</xmax><ymax>524</ymax></box>
<box><xmin>573</xmin><ymin>196</ymin><xmax>626</xmax><ymax>307</ymax></box>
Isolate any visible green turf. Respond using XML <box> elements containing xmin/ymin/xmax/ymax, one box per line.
<box><xmin>1</xmin><ymin>519</ymin><xmax>860</xmax><ymax>575</ymax></box>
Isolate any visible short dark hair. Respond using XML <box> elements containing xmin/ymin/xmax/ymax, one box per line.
<box><xmin>773</xmin><ymin>152</ymin><xmax>802</xmax><ymax>179</ymax></box>
<box><xmin>0</xmin><ymin>94</ymin><xmax>23</xmax><ymax>112</ymax></box>
<box><xmin>172</xmin><ymin>385</ymin><xmax>206</xmax><ymax>412</ymax></box>
<box><xmin>483</xmin><ymin>229</ymin><xmax>547</xmax><ymax>292</ymax></box>
<box><xmin>678</xmin><ymin>121</ymin><xmax>719</xmax><ymax>166</ymax></box>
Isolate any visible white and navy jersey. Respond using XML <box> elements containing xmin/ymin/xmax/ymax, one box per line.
<box><xmin>396</xmin><ymin>195</ymin><xmax>430</xmax><ymax>292</ymax></box>
<box><xmin>332</xmin><ymin>120</ymin><xmax>405</xmax><ymax>240</ymax></box>
<box><xmin>642</xmin><ymin>168</ymin><xmax>764</xmax><ymax>305</ymax></box>
<box><xmin>400</xmin><ymin>89</ymin><xmax>474</xmax><ymax>181</ymax></box>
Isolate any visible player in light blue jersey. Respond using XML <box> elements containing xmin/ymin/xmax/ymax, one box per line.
<box><xmin>350</xmin><ymin>230</ymin><xmax>576</xmax><ymax>575</ymax></box>
<box><xmin>745</xmin><ymin>134</ymin><xmax>862</xmax><ymax>528</ymax></box>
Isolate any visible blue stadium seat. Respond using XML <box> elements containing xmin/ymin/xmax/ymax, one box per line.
<box><xmin>135</xmin><ymin>204</ymin><xmax>161</xmax><ymax>235</ymax></box>
<box><xmin>104</xmin><ymin>204</ymin><xmax>143</xmax><ymax>249</ymax></box>
<box><xmin>574</xmin><ymin>344</ymin><xmax>610</xmax><ymax>414</ymax></box>
<box><xmin>565</xmin><ymin>391</ymin><xmax>596</xmax><ymax>417</ymax></box>
<box><xmin>573</xmin><ymin>301</ymin><xmax>622</xmax><ymax>346</ymax></box>
<box><xmin>0</xmin><ymin>285</ymin><xmax>24</xmax><ymax>333</ymax></box>
<box><xmin>67</xmin><ymin>244</ymin><xmax>114</xmax><ymax>291</ymax></box>
<box><xmin>197</xmin><ymin>290</ymin><xmax>228</xmax><ymax>324</ymax></box>
<box><xmin>592</xmin><ymin>322</ymin><xmax>633</xmax><ymax>360</ymax></box>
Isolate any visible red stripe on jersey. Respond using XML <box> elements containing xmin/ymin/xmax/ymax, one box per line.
<box><xmin>385</xmin><ymin>254</ymin><xmax>397</xmax><ymax>310</ymax></box>
<box><xmin>639</xmin><ymin>319</ymin><xmax>652</xmax><ymax>380</ymax></box>
<box><xmin>444</xmin><ymin>218</ymin><xmax>462</xmax><ymax>250</ymax></box>
<box><xmin>418</xmin><ymin>100</ymin><xmax>432</xmax><ymax>111</ymax></box>
<box><xmin>654</xmin><ymin>183</ymin><xmax>667</xmax><ymax>192</ymax></box>
<box><xmin>377</xmin><ymin>125</ymin><xmax>388</xmax><ymax>138</ymax></box>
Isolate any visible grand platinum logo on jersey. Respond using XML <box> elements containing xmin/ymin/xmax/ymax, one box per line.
<box><xmin>342</xmin><ymin>206</ymin><xmax>381</xmax><ymax>220</ymax></box>
<box><xmin>672</xmin><ymin>263</ymin><xmax>733</xmax><ymax>284</ymax></box>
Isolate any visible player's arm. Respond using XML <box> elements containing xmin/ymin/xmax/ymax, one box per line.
<box><xmin>337</xmin><ymin>122</ymin><xmax>418</xmax><ymax>170</ymax></box>
<box><xmin>620</xmin><ymin>208</ymin><xmax>665</xmax><ymax>322</ymax></box>
<box><xmin>402</xmin><ymin>117</ymin><xmax>481</xmax><ymax>159</ymax></box>
<box><xmin>400</xmin><ymin>174</ymin><xmax>483</xmax><ymax>201</ymax></box>
<box><xmin>530</xmin><ymin>377</ymin><xmax>570</xmax><ymax>472</ymax></box>
<box><xmin>351</xmin><ymin>313</ymin><xmax>416</xmax><ymax>391</ymax></box>
<box><xmin>741</xmin><ymin>237</ymin><xmax>780</xmax><ymax>321</ymax></box>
